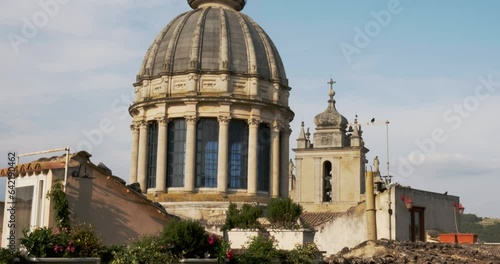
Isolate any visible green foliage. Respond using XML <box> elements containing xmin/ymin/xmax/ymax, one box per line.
<box><xmin>20</xmin><ymin>227</ymin><xmax>57</xmax><ymax>258</ymax></box>
<box><xmin>47</xmin><ymin>180</ymin><xmax>70</xmax><ymax>230</ymax></box>
<box><xmin>162</xmin><ymin>219</ymin><xmax>210</xmax><ymax>258</ymax></box>
<box><xmin>0</xmin><ymin>248</ymin><xmax>29</xmax><ymax>264</ymax></box>
<box><xmin>99</xmin><ymin>245</ymin><xmax>125</xmax><ymax>264</ymax></box>
<box><xmin>285</xmin><ymin>242</ymin><xmax>321</xmax><ymax>264</ymax></box>
<box><xmin>236</xmin><ymin>233</ymin><xmax>279</xmax><ymax>264</ymax></box>
<box><xmin>0</xmin><ymin>248</ymin><xmax>14</xmax><ymax>264</ymax></box>
<box><xmin>111</xmin><ymin>235</ymin><xmax>177</xmax><ymax>264</ymax></box>
<box><xmin>222</xmin><ymin>202</ymin><xmax>263</xmax><ymax>231</ymax></box>
<box><xmin>20</xmin><ymin>224</ymin><xmax>102</xmax><ymax>258</ymax></box>
<box><xmin>69</xmin><ymin>223</ymin><xmax>102</xmax><ymax>257</ymax></box>
<box><xmin>460</xmin><ymin>213</ymin><xmax>500</xmax><ymax>242</ymax></box>
<box><xmin>267</xmin><ymin>198</ymin><xmax>303</xmax><ymax>229</ymax></box>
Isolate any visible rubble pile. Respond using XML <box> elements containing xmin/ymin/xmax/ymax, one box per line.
<box><xmin>326</xmin><ymin>240</ymin><xmax>500</xmax><ymax>264</ymax></box>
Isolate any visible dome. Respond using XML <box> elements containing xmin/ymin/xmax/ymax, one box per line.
<box><xmin>314</xmin><ymin>81</ymin><xmax>348</xmax><ymax>129</ymax></box>
<box><xmin>136</xmin><ymin>0</ymin><xmax>288</xmax><ymax>87</ymax></box>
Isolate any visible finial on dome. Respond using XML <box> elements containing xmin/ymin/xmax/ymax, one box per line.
<box><xmin>188</xmin><ymin>0</ymin><xmax>246</xmax><ymax>11</ymax></box>
<box><xmin>327</xmin><ymin>78</ymin><xmax>336</xmax><ymax>100</ymax></box>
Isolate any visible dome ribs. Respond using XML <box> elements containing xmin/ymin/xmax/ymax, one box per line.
<box><xmin>165</xmin><ymin>10</ymin><xmax>196</xmax><ymax>75</ymax></box>
<box><xmin>189</xmin><ymin>7</ymin><xmax>210</xmax><ymax>71</ymax></box>
<box><xmin>234</xmin><ymin>11</ymin><xmax>257</xmax><ymax>76</ymax></box>
<box><xmin>219</xmin><ymin>8</ymin><xmax>230</xmax><ymax>71</ymax></box>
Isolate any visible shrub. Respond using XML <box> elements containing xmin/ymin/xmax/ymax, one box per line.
<box><xmin>162</xmin><ymin>219</ymin><xmax>210</xmax><ymax>258</ymax></box>
<box><xmin>286</xmin><ymin>242</ymin><xmax>321</xmax><ymax>264</ymax></box>
<box><xmin>69</xmin><ymin>223</ymin><xmax>102</xmax><ymax>257</ymax></box>
<box><xmin>20</xmin><ymin>227</ymin><xmax>57</xmax><ymax>258</ymax></box>
<box><xmin>222</xmin><ymin>202</ymin><xmax>263</xmax><ymax>231</ymax></box>
<box><xmin>267</xmin><ymin>198</ymin><xmax>303</xmax><ymax>229</ymax></box>
<box><xmin>111</xmin><ymin>235</ymin><xmax>176</xmax><ymax>264</ymax></box>
<box><xmin>20</xmin><ymin>224</ymin><xmax>102</xmax><ymax>258</ymax></box>
<box><xmin>236</xmin><ymin>232</ymin><xmax>278</xmax><ymax>264</ymax></box>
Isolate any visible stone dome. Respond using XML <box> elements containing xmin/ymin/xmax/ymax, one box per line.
<box><xmin>136</xmin><ymin>0</ymin><xmax>288</xmax><ymax>87</ymax></box>
<box><xmin>314</xmin><ymin>82</ymin><xmax>348</xmax><ymax>129</ymax></box>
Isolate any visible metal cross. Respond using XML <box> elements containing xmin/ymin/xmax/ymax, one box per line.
<box><xmin>327</xmin><ymin>78</ymin><xmax>336</xmax><ymax>89</ymax></box>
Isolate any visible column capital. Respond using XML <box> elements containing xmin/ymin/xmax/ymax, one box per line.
<box><xmin>272</xmin><ymin>120</ymin><xmax>282</xmax><ymax>132</ymax></box>
<box><xmin>185</xmin><ymin>115</ymin><xmax>198</xmax><ymax>125</ymax></box>
<box><xmin>130</xmin><ymin>122</ymin><xmax>141</xmax><ymax>132</ymax></box>
<box><xmin>282</xmin><ymin>125</ymin><xmax>292</xmax><ymax>136</ymax></box>
<box><xmin>247</xmin><ymin>118</ymin><xmax>260</xmax><ymax>127</ymax></box>
<box><xmin>137</xmin><ymin>120</ymin><xmax>149</xmax><ymax>129</ymax></box>
<box><xmin>218</xmin><ymin>116</ymin><xmax>231</xmax><ymax>125</ymax></box>
<box><xmin>155</xmin><ymin>116</ymin><xmax>170</xmax><ymax>124</ymax></box>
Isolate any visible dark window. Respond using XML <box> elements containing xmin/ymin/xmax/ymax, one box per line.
<box><xmin>167</xmin><ymin>119</ymin><xmax>186</xmax><ymax>187</ymax></box>
<box><xmin>257</xmin><ymin>124</ymin><xmax>271</xmax><ymax>192</ymax></box>
<box><xmin>195</xmin><ymin>118</ymin><xmax>219</xmax><ymax>188</ymax></box>
<box><xmin>323</xmin><ymin>161</ymin><xmax>332</xmax><ymax>202</ymax></box>
<box><xmin>228</xmin><ymin>120</ymin><xmax>248</xmax><ymax>189</ymax></box>
<box><xmin>146</xmin><ymin>121</ymin><xmax>158</xmax><ymax>189</ymax></box>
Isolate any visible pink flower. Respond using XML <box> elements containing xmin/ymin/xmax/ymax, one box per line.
<box><xmin>54</xmin><ymin>245</ymin><xmax>63</xmax><ymax>253</ymax></box>
<box><xmin>226</xmin><ymin>250</ymin><xmax>234</xmax><ymax>260</ymax></box>
<box><xmin>208</xmin><ymin>235</ymin><xmax>216</xmax><ymax>246</ymax></box>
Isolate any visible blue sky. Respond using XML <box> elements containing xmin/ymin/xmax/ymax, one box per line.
<box><xmin>1</xmin><ymin>0</ymin><xmax>499</xmax><ymax>218</ymax></box>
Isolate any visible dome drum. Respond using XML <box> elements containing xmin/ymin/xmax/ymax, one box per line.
<box><xmin>129</xmin><ymin>0</ymin><xmax>293</xmax><ymax>217</ymax></box>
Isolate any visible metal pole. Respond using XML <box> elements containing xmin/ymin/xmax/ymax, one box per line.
<box><xmin>17</xmin><ymin>148</ymin><xmax>68</xmax><ymax>158</ymax></box>
<box><xmin>64</xmin><ymin>148</ymin><xmax>70</xmax><ymax>192</ymax></box>
<box><xmin>385</xmin><ymin>120</ymin><xmax>390</xmax><ymax>181</ymax></box>
<box><xmin>17</xmin><ymin>147</ymin><xmax>71</xmax><ymax>192</ymax></box>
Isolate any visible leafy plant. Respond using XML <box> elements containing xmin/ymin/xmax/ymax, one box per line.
<box><xmin>111</xmin><ymin>235</ymin><xmax>176</xmax><ymax>264</ymax></box>
<box><xmin>162</xmin><ymin>219</ymin><xmax>210</xmax><ymax>258</ymax></box>
<box><xmin>267</xmin><ymin>198</ymin><xmax>303</xmax><ymax>229</ymax></box>
<box><xmin>236</xmin><ymin>232</ymin><xmax>278</xmax><ymax>263</ymax></box>
<box><xmin>285</xmin><ymin>242</ymin><xmax>321</xmax><ymax>264</ymax></box>
<box><xmin>222</xmin><ymin>202</ymin><xmax>263</xmax><ymax>231</ymax></box>
<box><xmin>20</xmin><ymin>227</ymin><xmax>57</xmax><ymax>258</ymax></box>
<box><xmin>69</xmin><ymin>223</ymin><xmax>102</xmax><ymax>257</ymax></box>
<box><xmin>47</xmin><ymin>180</ymin><xmax>70</xmax><ymax>230</ymax></box>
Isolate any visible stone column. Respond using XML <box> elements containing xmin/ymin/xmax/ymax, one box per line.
<box><xmin>155</xmin><ymin>117</ymin><xmax>168</xmax><ymax>193</ymax></box>
<box><xmin>129</xmin><ymin>122</ymin><xmax>140</xmax><ymax>184</ymax></box>
<box><xmin>366</xmin><ymin>170</ymin><xmax>377</xmax><ymax>240</ymax></box>
<box><xmin>280</xmin><ymin>126</ymin><xmax>291</xmax><ymax>198</ymax></box>
<box><xmin>137</xmin><ymin>120</ymin><xmax>149</xmax><ymax>193</ymax></box>
<box><xmin>270</xmin><ymin>121</ymin><xmax>281</xmax><ymax>198</ymax></box>
<box><xmin>247</xmin><ymin>118</ymin><xmax>259</xmax><ymax>195</ymax></box>
<box><xmin>217</xmin><ymin>116</ymin><xmax>230</xmax><ymax>194</ymax></box>
<box><xmin>184</xmin><ymin>115</ymin><xmax>197</xmax><ymax>193</ymax></box>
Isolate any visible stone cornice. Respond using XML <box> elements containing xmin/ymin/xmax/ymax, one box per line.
<box><xmin>128</xmin><ymin>96</ymin><xmax>294</xmax><ymax>120</ymax></box>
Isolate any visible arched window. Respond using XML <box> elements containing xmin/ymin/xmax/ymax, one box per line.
<box><xmin>228</xmin><ymin>120</ymin><xmax>248</xmax><ymax>189</ymax></box>
<box><xmin>146</xmin><ymin>121</ymin><xmax>158</xmax><ymax>189</ymax></box>
<box><xmin>323</xmin><ymin>161</ymin><xmax>332</xmax><ymax>202</ymax></box>
<box><xmin>167</xmin><ymin>119</ymin><xmax>186</xmax><ymax>188</ymax></box>
<box><xmin>257</xmin><ymin>124</ymin><xmax>271</xmax><ymax>192</ymax></box>
<box><xmin>195</xmin><ymin>118</ymin><xmax>219</xmax><ymax>188</ymax></box>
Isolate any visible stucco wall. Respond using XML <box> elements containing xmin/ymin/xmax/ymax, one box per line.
<box><xmin>314</xmin><ymin>203</ymin><xmax>367</xmax><ymax>255</ymax></box>
<box><xmin>393</xmin><ymin>186</ymin><xmax>459</xmax><ymax>241</ymax></box>
<box><xmin>65</xmin><ymin>164</ymin><xmax>172</xmax><ymax>245</ymax></box>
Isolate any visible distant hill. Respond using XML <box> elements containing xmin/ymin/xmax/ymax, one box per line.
<box><xmin>460</xmin><ymin>214</ymin><xmax>500</xmax><ymax>243</ymax></box>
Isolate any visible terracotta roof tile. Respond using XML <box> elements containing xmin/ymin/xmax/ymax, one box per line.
<box><xmin>300</xmin><ymin>212</ymin><xmax>343</xmax><ymax>227</ymax></box>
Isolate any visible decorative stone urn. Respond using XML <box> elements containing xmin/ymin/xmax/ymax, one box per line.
<box><xmin>268</xmin><ymin>229</ymin><xmax>315</xmax><ymax>250</ymax></box>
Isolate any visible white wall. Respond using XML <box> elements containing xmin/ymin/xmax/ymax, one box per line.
<box><xmin>314</xmin><ymin>204</ymin><xmax>367</xmax><ymax>255</ymax></box>
<box><xmin>2</xmin><ymin>172</ymin><xmax>51</xmax><ymax>248</ymax></box>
